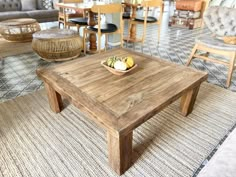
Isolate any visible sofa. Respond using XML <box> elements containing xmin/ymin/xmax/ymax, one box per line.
<box><xmin>0</xmin><ymin>0</ymin><xmax>59</xmax><ymax>23</ymax></box>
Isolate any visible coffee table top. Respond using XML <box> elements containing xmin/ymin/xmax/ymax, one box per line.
<box><xmin>37</xmin><ymin>48</ymin><xmax>207</xmax><ymax>135</ymax></box>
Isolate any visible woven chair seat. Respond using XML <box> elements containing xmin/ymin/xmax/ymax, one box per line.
<box><xmin>69</xmin><ymin>18</ymin><xmax>88</xmax><ymax>26</ymax></box>
<box><xmin>134</xmin><ymin>16</ymin><xmax>157</xmax><ymax>23</ymax></box>
<box><xmin>88</xmin><ymin>23</ymin><xmax>117</xmax><ymax>33</ymax></box>
<box><xmin>196</xmin><ymin>35</ymin><xmax>236</xmax><ymax>51</ymax></box>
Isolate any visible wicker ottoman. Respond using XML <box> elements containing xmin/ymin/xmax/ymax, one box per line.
<box><xmin>0</xmin><ymin>18</ymin><xmax>41</xmax><ymax>42</ymax></box>
<box><xmin>32</xmin><ymin>29</ymin><xmax>82</xmax><ymax>61</ymax></box>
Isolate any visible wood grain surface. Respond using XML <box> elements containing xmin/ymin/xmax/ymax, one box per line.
<box><xmin>37</xmin><ymin>48</ymin><xmax>207</xmax><ymax>134</ymax></box>
<box><xmin>37</xmin><ymin>48</ymin><xmax>207</xmax><ymax>175</ymax></box>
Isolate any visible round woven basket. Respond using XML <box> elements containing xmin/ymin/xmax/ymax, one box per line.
<box><xmin>32</xmin><ymin>29</ymin><xmax>83</xmax><ymax>61</ymax></box>
<box><xmin>223</xmin><ymin>36</ymin><xmax>236</xmax><ymax>45</ymax></box>
<box><xmin>0</xmin><ymin>19</ymin><xmax>40</xmax><ymax>42</ymax></box>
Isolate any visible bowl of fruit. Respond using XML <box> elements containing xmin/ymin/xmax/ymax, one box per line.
<box><xmin>101</xmin><ymin>56</ymin><xmax>137</xmax><ymax>76</ymax></box>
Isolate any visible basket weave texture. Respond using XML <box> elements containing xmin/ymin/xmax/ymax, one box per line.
<box><xmin>0</xmin><ymin>18</ymin><xmax>40</xmax><ymax>42</ymax></box>
<box><xmin>32</xmin><ymin>29</ymin><xmax>83</xmax><ymax>61</ymax></box>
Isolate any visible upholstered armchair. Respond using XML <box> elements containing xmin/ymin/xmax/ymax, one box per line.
<box><xmin>186</xmin><ymin>6</ymin><xmax>236</xmax><ymax>87</ymax></box>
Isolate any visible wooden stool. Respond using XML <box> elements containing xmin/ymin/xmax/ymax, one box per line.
<box><xmin>0</xmin><ymin>18</ymin><xmax>41</xmax><ymax>42</ymax></box>
<box><xmin>32</xmin><ymin>29</ymin><xmax>83</xmax><ymax>61</ymax></box>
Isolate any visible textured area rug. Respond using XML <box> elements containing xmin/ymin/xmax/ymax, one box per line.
<box><xmin>0</xmin><ymin>82</ymin><xmax>236</xmax><ymax>177</ymax></box>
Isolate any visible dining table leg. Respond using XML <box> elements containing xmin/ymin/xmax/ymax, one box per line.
<box><xmin>87</xmin><ymin>11</ymin><xmax>97</xmax><ymax>53</ymax></box>
<box><xmin>124</xmin><ymin>4</ymin><xmax>138</xmax><ymax>42</ymax></box>
<box><xmin>129</xmin><ymin>5</ymin><xmax>137</xmax><ymax>41</ymax></box>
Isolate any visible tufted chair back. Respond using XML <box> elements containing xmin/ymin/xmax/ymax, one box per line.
<box><xmin>0</xmin><ymin>0</ymin><xmax>21</xmax><ymax>12</ymax></box>
<box><xmin>203</xmin><ymin>6</ymin><xmax>236</xmax><ymax>36</ymax></box>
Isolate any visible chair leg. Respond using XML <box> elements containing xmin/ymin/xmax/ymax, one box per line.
<box><xmin>77</xmin><ymin>25</ymin><xmax>80</xmax><ymax>34</ymax></box>
<box><xmin>142</xmin><ymin>28</ymin><xmax>146</xmax><ymax>45</ymax></box>
<box><xmin>186</xmin><ymin>44</ymin><xmax>198</xmax><ymax>66</ymax></box>
<box><xmin>98</xmin><ymin>32</ymin><xmax>101</xmax><ymax>53</ymax></box>
<box><xmin>83</xmin><ymin>30</ymin><xmax>87</xmax><ymax>55</ymax></box>
<box><xmin>157</xmin><ymin>24</ymin><xmax>161</xmax><ymax>44</ymax></box>
<box><xmin>120</xmin><ymin>33</ymin><xmax>123</xmax><ymax>48</ymax></box>
<box><xmin>105</xmin><ymin>34</ymin><xmax>108</xmax><ymax>51</ymax></box>
<box><xmin>63</xmin><ymin>21</ymin><xmax>66</xmax><ymax>29</ymax></box>
<box><xmin>226</xmin><ymin>52</ymin><xmax>236</xmax><ymax>88</ymax></box>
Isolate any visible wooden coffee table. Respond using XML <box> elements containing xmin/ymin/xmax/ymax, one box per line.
<box><xmin>36</xmin><ymin>48</ymin><xmax>207</xmax><ymax>175</ymax></box>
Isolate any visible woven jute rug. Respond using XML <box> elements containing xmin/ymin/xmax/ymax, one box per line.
<box><xmin>0</xmin><ymin>82</ymin><xmax>235</xmax><ymax>177</ymax></box>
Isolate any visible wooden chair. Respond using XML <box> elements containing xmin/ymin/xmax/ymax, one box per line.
<box><xmin>126</xmin><ymin>0</ymin><xmax>163</xmax><ymax>44</ymax></box>
<box><xmin>58</xmin><ymin>0</ymin><xmax>85</xmax><ymax>29</ymax></box>
<box><xmin>186</xmin><ymin>6</ymin><xmax>236</xmax><ymax>87</ymax></box>
<box><xmin>83</xmin><ymin>4</ymin><xmax>124</xmax><ymax>54</ymax></box>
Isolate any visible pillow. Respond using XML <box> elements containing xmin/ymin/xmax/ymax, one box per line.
<box><xmin>21</xmin><ymin>0</ymin><xmax>37</xmax><ymax>11</ymax></box>
<box><xmin>36</xmin><ymin>0</ymin><xmax>44</xmax><ymax>10</ymax></box>
<box><xmin>52</xmin><ymin>0</ymin><xmax>60</xmax><ymax>10</ymax></box>
<box><xmin>43</xmin><ymin>0</ymin><xmax>53</xmax><ymax>9</ymax></box>
<box><xmin>0</xmin><ymin>0</ymin><xmax>22</xmax><ymax>12</ymax></box>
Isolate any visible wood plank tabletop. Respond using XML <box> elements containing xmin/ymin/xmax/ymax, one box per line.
<box><xmin>37</xmin><ymin>48</ymin><xmax>208</xmax><ymax>136</ymax></box>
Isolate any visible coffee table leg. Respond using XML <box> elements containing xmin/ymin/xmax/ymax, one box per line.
<box><xmin>180</xmin><ymin>85</ymin><xmax>200</xmax><ymax>116</ymax></box>
<box><xmin>44</xmin><ymin>82</ymin><xmax>63</xmax><ymax>113</ymax></box>
<box><xmin>107</xmin><ymin>131</ymin><xmax>133</xmax><ymax>175</ymax></box>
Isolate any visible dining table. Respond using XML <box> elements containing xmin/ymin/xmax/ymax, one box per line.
<box><xmin>56</xmin><ymin>1</ymin><xmax>144</xmax><ymax>52</ymax></box>
<box><xmin>56</xmin><ymin>1</ymin><xmax>107</xmax><ymax>53</ymax></box>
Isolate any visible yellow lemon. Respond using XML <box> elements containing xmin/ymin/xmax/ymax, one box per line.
<box><xmin>125</xmin><ymin>57</ymin><xmax>134</xmax><ymax>68</ymax></box>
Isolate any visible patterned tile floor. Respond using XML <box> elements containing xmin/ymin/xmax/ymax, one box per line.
<box><xmin>1</xmin><ymin>19</ymin><xmax>235</xmax><ymax>103</ymax></box>
<box><xmin>0</xmin><ymin>53</ymin><xmax>48</xmax><ymax>102</ymax></box>
<box><xmin>0</xmin><ymin>8</ymin><xmax>236</xmax><ymax>176</ymax></box>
